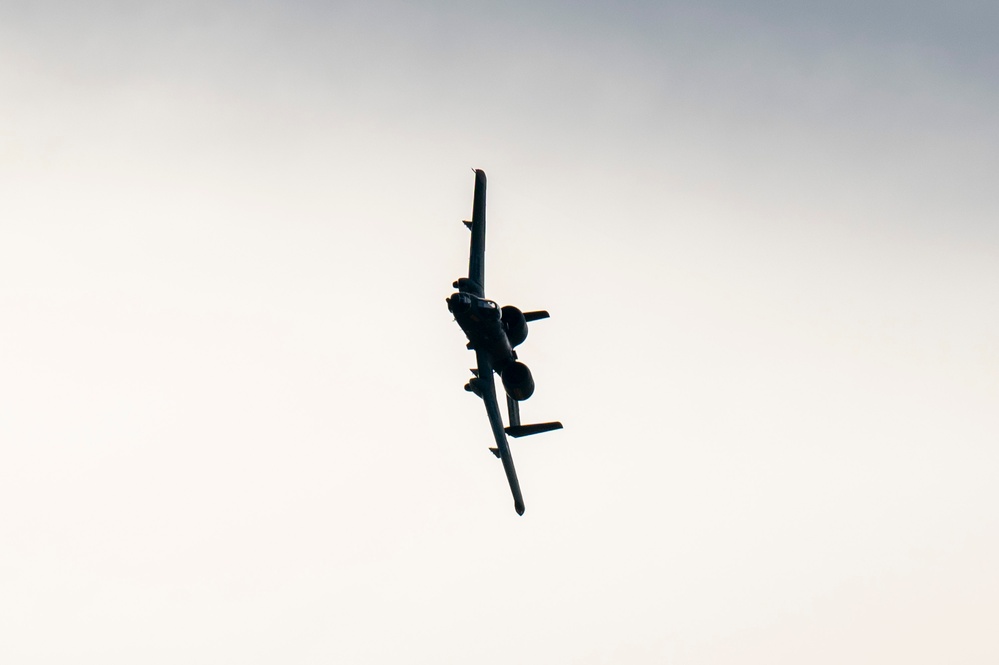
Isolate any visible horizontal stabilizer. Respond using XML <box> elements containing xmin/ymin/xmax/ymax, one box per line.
<box><xmin>523</xmin><ymin>310</ymin><xmax>550</xmax><ymax>322</ymax></box>
<box><xmin>489</xmin><ymin>447</ymin><xmax>501</xmax><ymax>458</ymax></box>
<box><xmin>463</xmin><ymin>220</ymin><xmax>473</xmax><ymax>230</ymax></box>
<box><xmin>505</xmin><ymin>421</ymin><xmax>563</xmax><ymax>438</ymax></box>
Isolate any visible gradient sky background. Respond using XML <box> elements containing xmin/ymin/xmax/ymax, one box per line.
<box><xmin>2</xmin><ymin>1</ymin><xmax>997</xmax><ymax>662</ymax></box>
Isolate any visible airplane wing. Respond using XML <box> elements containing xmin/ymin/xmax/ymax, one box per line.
<box><xmin>474</xmin><ymin>348</ymin><xmax>526</xmax><ymax>515</ymax></box>
<box><xmin>466</xmin><ymin>169</ymin><xmax>487</xmax><ymax>295</ymax></box>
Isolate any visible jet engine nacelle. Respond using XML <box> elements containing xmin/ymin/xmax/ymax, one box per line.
<box><xmin>501</xmin><ymin>361</ymin><xmax>535</xmax><ymax>401</ymax></box>
<box><xmin>501</xmin><ymin>306</ymin><xmax>528</xmax><ymax>347</ymax></box>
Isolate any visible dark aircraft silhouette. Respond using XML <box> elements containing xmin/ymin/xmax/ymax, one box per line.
<box><xmin>446</xmin><ymin>169</ymin><xmax>562</xmax><ymax>515</ymax></box>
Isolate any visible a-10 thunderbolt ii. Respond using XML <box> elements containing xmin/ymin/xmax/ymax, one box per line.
<box><xmin>446</xmin><ymin>169</ymin><xmax>562</xmax><ymax>515</ymax></box>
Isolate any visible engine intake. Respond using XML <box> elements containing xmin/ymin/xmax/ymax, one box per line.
<box><xmin>501</xmin><ymin>361</ymin><xmax>535</xmax><ymax>401</ymax></box>
<box><xmin>501</xmin><ymin>306</ymin><xmax>528</xmax><ymax>347</ymax></box>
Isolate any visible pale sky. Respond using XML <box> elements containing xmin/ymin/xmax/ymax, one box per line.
<box><xmin>2</xmin><ymin>1</ymin><xmax>997</xmax><ymax>663</ymax></box>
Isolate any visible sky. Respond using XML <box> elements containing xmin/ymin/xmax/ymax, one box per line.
<box><xmin>2</xmin><ymin>1</ymin><xmax>997</xmax><ymax>662</ymax></box>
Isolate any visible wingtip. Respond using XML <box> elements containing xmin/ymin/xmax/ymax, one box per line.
<box><xmin>515</xmin><ymin>501</ymin><xmax>525</xmax><ymax>516</ymax></box>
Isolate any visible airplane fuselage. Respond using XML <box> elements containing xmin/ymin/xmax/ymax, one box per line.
<box><xmin>446</xmin><ymin>292</ymin><xmax>516</xmax><ymax>372</ymax></box>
